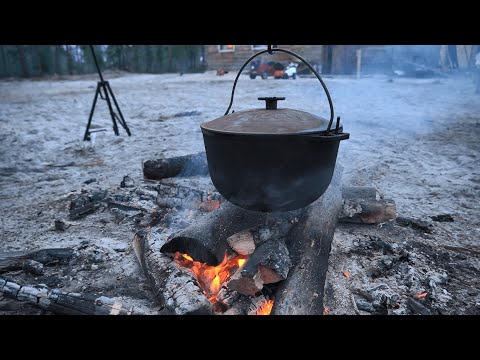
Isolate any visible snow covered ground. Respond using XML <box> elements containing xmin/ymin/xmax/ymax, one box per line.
<box><xmin>1</xmin><ymin>71</ymin><xmax>479</xmax><ymax>314</ymax></box>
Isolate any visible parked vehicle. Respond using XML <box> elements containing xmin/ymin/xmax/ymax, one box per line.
<box><xmin>283</xmin><ymin>62</ymin><xmax>298</xmax><ymax>79</ymax></box>
<box><xmin>249</xmin><ymin>60</ymin><xmax>286</xmax><ymax>79</ymax></box>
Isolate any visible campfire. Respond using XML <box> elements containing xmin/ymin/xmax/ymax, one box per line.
<box><xmin>173</xmin><ymin>251</ymin><xmax>249</xmax><ymax>311</ymax></box>
<box><xmin>128</xmin><ymin>149</ymin><xmax>398</xmax><ymax>315</ymax></box>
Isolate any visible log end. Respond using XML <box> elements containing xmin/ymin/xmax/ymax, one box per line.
<box><xmin>227</xmin><ymin>229</ymin><xmax>255</xmax><ymax>256</ymax></box>
<box><xmin>227</xmin><ymin>269</ymin><xmax>263</xmax><ymax>296</ymax></box>
<box><xmin>160</xmin><ymin>236</ymin><xmax>219</xmax><ymax>265</ymax></box>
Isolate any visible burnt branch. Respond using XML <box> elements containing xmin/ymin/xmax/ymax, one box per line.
<box><xmin>143</xmin><ymin>152</ymin><xmax>208</xmax><ymax>180</ymax></box>
<box><xmin>0</xmin><ymin>248</ymin><xmax>73</xmax><ymax>274</ymax></box>
<box><xmin>0</xmin><ymin>277</ymin><xmax>141</xmax><ymax>315</ymax></box>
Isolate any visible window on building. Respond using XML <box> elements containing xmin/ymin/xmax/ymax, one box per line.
<box><xmin>218</xmin><ymin>45</ymin><xmax>235</xmax><ymax>53</ymax></box>
<box><xmin>252</xmin><ymin>45</ymin><xmax>268</xmax><ymax>50</ymax></box>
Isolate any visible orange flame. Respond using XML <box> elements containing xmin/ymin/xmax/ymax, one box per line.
<box><xmin>238</xmin><ymin>258</ymin><xmax>246</xmax><ymax>268</ymax></box>
<box><xmin>182</xmin><ymin>253</ymin><xmax>193</xmax><ymax>262</ymax></box>
<box><xmin>174</xmin><ymin>251</ymin><xmax>248</xmax><ymax>310</ymax></box>
<box><xmin>256</xmin><ymin>299</ymin><xmax>274</xmax><ymax>315</ymax></box>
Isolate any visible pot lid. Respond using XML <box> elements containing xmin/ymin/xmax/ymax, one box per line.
<box><xmin>201</xmin><ymin>97</ymin><xmax>336</xmax><ymax>135</ymax></box>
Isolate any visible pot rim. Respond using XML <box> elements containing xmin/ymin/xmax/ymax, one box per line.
<box><xmin>200</xmin><ymin>124</ymin><xmax>348</xmax><ymax>140</ymax></box>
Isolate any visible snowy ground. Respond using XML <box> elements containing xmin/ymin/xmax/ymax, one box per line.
<box><xmin>0</xmin><ymin>71</ymin><xmax>479</xmax><ymax>314</ymax></box>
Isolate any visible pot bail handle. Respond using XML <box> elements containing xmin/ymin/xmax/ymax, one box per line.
<box><xmin>224</xmin><ymin>46</ymin><xmax>335</xmax><ymax>130</ymax></box>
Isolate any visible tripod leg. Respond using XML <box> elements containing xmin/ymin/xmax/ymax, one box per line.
<box><xmin>100</xmin><ymin>81</ymin><xmax>119</xmax><ymax>136</ymax></box>
<box><xmin>83</xmin><ymin>83</ymin><xmax>101</xmax><ymax>141</ymax></box>
<box><xmin>106</xmin><ymin>82</ymin><xmax>131</xmax><ymax>136</ymax></box>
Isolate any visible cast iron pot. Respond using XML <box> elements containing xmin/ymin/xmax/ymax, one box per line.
<box><xmin>201</xmin><ymin>47</ymin><xmax>349</xmax><ymax>212</ymax></box>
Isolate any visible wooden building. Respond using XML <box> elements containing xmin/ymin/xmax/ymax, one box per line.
<box><xmin>204</xmin><ymin>45</ymin><xmax>479</xmax><ymax>75</ymax></box>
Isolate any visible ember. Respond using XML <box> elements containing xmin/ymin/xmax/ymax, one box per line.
<box><xmin>415</xmin><ymin>292</ymin><xmax>428</xmax><ymax>299</ymax></box>
<box><xmin>196</xmin><ymin>194</ymin><xmax>221</xmax><ymax>212</ymax></box>
<box><xmin>174</xmin><ymin>251</ymin><xmax>247</xmax><ymax>310</ymax></box>
<box><xmin>256</xmin><ymin>299</ymin><xmax>274</xmax><ymax>315</ymax></box>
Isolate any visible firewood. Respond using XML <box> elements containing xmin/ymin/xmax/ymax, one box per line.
<box><xmin>69</xmin><ymin>190</ymin><xmax>108</xmax><ymax>220</ymax></box>
<box><xmin>226</xmin><ymin>229</ymin><xmax>255</xmax><ymax>255</ymax></box>
<box><xmin>23</xmin><ymin>260</ymin><xmax>44</xmax><ymax>275</ymax></box>
<box><xmin>160</xmin><ymin>202</ymin><xmax>268</xmax><ymax>265</ymax></box>
<box><xmin>339</xmin><ymin>186</ymin><xmax>396</xmax><ymax>224</ymax></box>
<box><xmin>143</xmin><ymin>152</ymin><xmax>209</xmax><ymax>180</ymax></box>
<box><xmin>222</xmin><ymin>294</ymin><xmax>270</xmax><ymax>315</ymax></box>
<box><xmin>273</xmin><ymin>164</ymin><xmax>343</xmax><ymax>315</ymax></box>
<box><xmin>0</xmin><ymin>248</ymin><xmax>74</xmax><ymax>274</ymax></box>
<box><xmin>227</xmin><ymin>268</ymin><xmax>264</xmax><ymax>296</ymax></box>
<box><xmin>241</xmin><ymin>240</ymin><xmax>291</xmax><ymax>284</ymax></box>
<box><xmin>0</xmin><ymin>276</ymin><xmax>142</xmax><ymax>315</ymax></box>
<box><xmin>216</xmin><ymin>286</ymin><xmax>240</xmax><ymax>307</ymax></box>
<box><xmin>132</xmin><ymin>229</ymin><xmax>213</xmax><ymax>315</ymax></box>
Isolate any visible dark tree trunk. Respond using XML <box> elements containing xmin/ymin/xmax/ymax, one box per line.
<box><xmin>65</xmin><ymin>45</ymin><xmax>74</xmax><ymax>75</ymax></box>
<box><xmin>0</xmin><ymin>45</ymin><xmax>7</xmax><ymax>77</ymax></box>
<box><xmin>34</xmin><ymin>45</ymin><xmax>45</xmax><ymax>75</ymax></box>
<box><xmin>16</xmin><ymin>45</ymin><xmax>29</xmax><ymax>77</ymax></box>
<box><xmin>54</xmin><ymin>45</ymin><xmax>61</xmax><ymax>74</ymax></box>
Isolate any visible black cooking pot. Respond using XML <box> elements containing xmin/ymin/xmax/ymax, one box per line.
<box><xmin>201</xmin><ymin>47</ymin><xmax>349</xmax><ymax>212</ymax></box>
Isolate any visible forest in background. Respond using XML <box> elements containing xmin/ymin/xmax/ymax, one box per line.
<box><xmin>0</xmin><ymin>45</ymin><xmax>205</xmax><ymax>78</ymax></box>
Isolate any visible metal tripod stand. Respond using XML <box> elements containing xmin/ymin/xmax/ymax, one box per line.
<box><xmin>83</xmin><ymin>45</ymin><xmax>131</xmax><ymax>141</ymax></box>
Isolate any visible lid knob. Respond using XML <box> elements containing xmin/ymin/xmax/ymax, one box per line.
<box><xmin>258</xmin><ymin>97</ymin><xmax>285</xmax><ymax>110</ymax></box>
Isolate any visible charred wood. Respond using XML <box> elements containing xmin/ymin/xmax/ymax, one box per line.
<box><xmin>0</xmin><ymin>248</ymin><xmax>73</xmax><ymax>274</ymax></box>
<box><xmin>0</xmin><ymin>276</ymin><xmax>140</xmax><ymax>315</ymax></box>
<box><xmin>273</xmin><ymin>165</ymin><xmax>343</xmax><ymax>315</ymax></box>
<box><xmin>222</xmin><ymin>294</ymin><xmax>271</xmax><ymax>315</ymax></box>
<box><xmin>143</xmin><ymin>152</ymin><xmax>208</xmax><ymax>180</ymax></box>
<box><xmin>396</xmin><ymin>216</ymin><xmax>433</xmax><ymax>233</ymax></box>
<box><xmin>132</xmin><ymin>229</ymin><xmax>212</xmax><ymax>314</ymax></box>
<box><xmin>160</xmin><ymin>202</ymin><xmax>267</xmax><ymax>265</ymax></box>
<box><xmin>155</xmin><ymin>182</ymin><xmax>223</xmax><ymax>212</ymax></box>
<box><xmin>69</xmin><ymin>190</ymin><xmax>108</xmax><ymax>220</ymax></box>
<box><xmin>339</xmin><ymin>186</ymin><xmax>396</xmax><ymax>224</ymax></box>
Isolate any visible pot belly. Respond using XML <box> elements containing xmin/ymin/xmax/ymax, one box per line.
<box><xmin>202</xmin><ymin>132</ymin><xmax>340</xmax><ymax>212</ymax></box>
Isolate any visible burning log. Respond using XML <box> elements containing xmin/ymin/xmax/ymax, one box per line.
<box><xmin>143</xmin><ymin>152</ymin><xmax>209</xmax><ymax>180</ymax></box>
<box><xmin>339</xmin><ymin>186</ymin><xmax>396</xmax><ymax>224</ymax></box>
<box><xmin>132</xmin><ymin>229</ymin><xmax>213</xmax><ymax>314</ymax></box>
<box><xmin>0</xmin><ymin>248</ymin><xmax>73</xmax><ymax>274</ymax></box>
<box><xmin>273</xmin><ymin>165</ymin><xmax>343</xmax><ymax>315</ymax></box>
<box><xmin>162</xmin><ymin>203</ymin><xmax>300</xmax><ymax>297</ymax></box>
<box><xmin>223</xmin><ymin>295</ymin><xmax>273</xmax><ymax>315</ymax></box>
<box><xmin>227</xmin><ymin>239</ymin><xmax>292</xmax><ymax>296</ymax></box>
<box><xmin>227</xmin><ymin>269</ymin><xmax>264</xmax><ymax>296</ymax></box>
<box><xmin>160</xmin><ymin>202</ymin><xmax>268</xmax><ymax>265</ymax></box>
<box><xmin>0</xmin><ymin>276</ymin><xmax>141</xmax><ymax>315</ymax></box>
